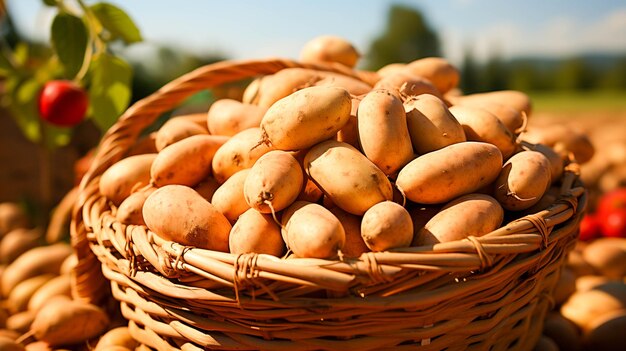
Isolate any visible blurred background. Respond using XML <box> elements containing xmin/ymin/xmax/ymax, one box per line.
<box><xmin>1</xmin><ymin>0</ymin><xmax>625</xmax><ymax>220</ymax></box>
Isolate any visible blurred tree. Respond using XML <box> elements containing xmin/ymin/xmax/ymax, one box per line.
<box><xmin>460</xmin><ymin>46</ymin><xmax>479</xmax><ymax>94</ymax></box>
<box><xmin>597</xmin><ymin>57</ymin><xmax>626</xmax><ymax>90</ymax></box>
<box><xmin>554</xmin><ymin>58</ymin><xmax>595</xmax><ymax>90</ymax></box>
<box><xmin>480</xmin><ymin>50</ymin><xmax>507</xmax><ymax>92</ymax></box>
<box><xmin>364</xmin><ymin>4</ymin><xmax>440</xmax><ymax>70</ymax></box>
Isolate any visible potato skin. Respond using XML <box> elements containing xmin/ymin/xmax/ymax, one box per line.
<box><xmin>99</xmin><ymin>154</ymin><xmax>156</xmax><ymax>206</ymax></box>
<box><xmin>229</xmin><ymin>209</ymin><xmax>285</xmax><ymax>256</ymax></box>
<box><xmin>212</xmin><ymin>128</ymin><xmax>273</xmax><ymax>183</ymax></box>
<box><xmin>211</xmin><ymin>169</ymin><xmax>250</xmax><ymax>223</ymax></box>
<box><xmin>449</xmin><ymin>105</ymin><xmax>517</xmax><ymax>159</ymax></box>
<box><xmin>300</xmin><ymin>35</ymin><xmax>360</xmax><ymax>68</ymax></box>
<box><xmin>116</xmin><ymin>187</ymin><xmax>155</xmax><ymax>225</ymax></box>
<box><xmin>494</xmin><ymin>151</ymin><xmax>551</xmax><ymax>211</ymax></box>
<box><xmin>281</xmin><ymin>201</ymin><xmax>345</xmax><ymax>259</ymax></box>
<box><xmin>207</xmin><ymin>99</ymin><xmax>266</xmax><ymax>136</ymax></box>
<box><xmin>249</xmin><ymin>68</ymin><xmax>323</xmax><ymax>108</ymax></box>
<box><xmin>151</xmin><ymin>135</ymin><xmax>228</xmax><ymax>187</ymax></box>
<box><xmin>396</xmin><ymin>142</ymin><xmax>503</xmax><ymax>204</ymax></box>
<box><xmin>1</xmin><ymin>243</ymin><xmax>72</xmax><ymax>297</ymax></box>
<box><xmin>155</xmin><ymin>118</ymin><xmax>207</xmax><ymax>151</ymax></box>
<box><xmin>142</xmin><ymin>185</ymin><xmax>231</xmax><ymax>251</ymax></box>
<box><xmin>373</xmin><ymin>72</ymin><xmax>442</xmax><ymax>100</ymax></box>
<box><xmin>31</xmin><ymin>300</ymin><xmax>109</xmax><ymax>346</ymax></box>
<box><xmin>261</xmin><ymin>86</ymin><xmax>351</xmax><ymax>151</ymax></box>
<box><xmin>243</xmin><ymin>151</ymin><xmax>303</xmax><ymax>213</ymax></box>
<box><xmin>449</xmin><ymin>90</ymin><xmax>532</xmax><ymax>117</ymax></box>
<box><xmin>304</xmin><ymin>140</ymin><xmax>393</xmax><ymax>215</ymax></box>
<box><xmin>361</xmin><ymin>201</ymin><xmax>413</xmax><ymax>252</ymax></box>
<box><xmin>357</xmin><ymin>90</ymin><xmax>414</xmax><ymax>175</ymax></box>
<box><xmin>415</xmin><ymin>194</ymin><xmax>503</xmax><ymax>245</ymax></box>
<box><xmin>404</xmin><ymin>94</ymin><xmax>466</xmax><ymax>154</ymax></box>
<box><xmin>404</xmin><ymin>57</ymin><xmax>459</xmax><ymax>93</ymax></box>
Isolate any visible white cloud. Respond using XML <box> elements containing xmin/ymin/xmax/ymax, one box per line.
<box><xmin>443</xmin><ymin>8</ymin><xmax>626</xmax><ymax>64</ymax></box>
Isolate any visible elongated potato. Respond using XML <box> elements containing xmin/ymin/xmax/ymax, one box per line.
<box><xmin>404</xmin><ymin>94</ymin><xmax>466</xmax><ymax>154</ymax></box>
<box><xmin>31</xmin><ymin>300</ymin><xmax>109</xmax><ymax>346</ymax></box>
<box><xmin>28</xmin><ymin>275</ymin><xmax>71</xmax><ymax>312</ymax></box>
<box><xmin>282</xmin><ymin>201</ymin><xmax>345</xmax><ymax>259</ymax></box>
<box><xmin>396</xmin><ymin>142</ymin><xmax>503</xmax><ymax>204</ymax></box>
<box><xmin>449</xmin><ymin>105</ymin><xmax>517</xmax><ymax>159</ymax></box>
<box><xmin>358</xmin><ymin>90</ymin><xmax>414</xmax><ymax>174</ymax></box>
<box><xmin>328</xmin><ymin>207</ymin><xmax>369</xmax><ymax>258</ymax></box>
<box><xmin>0</xmin><ymin>228</ymin><xmax>42</xmax><ymax>264</ymax></box>
<box><xmin>449</xmin><ymin>90</ymin><xmax>532</xmax><ymax>117</ymax></box>
<box><xmin>212</xmin><ymin>128</ymin><xmax>273</xmax><ymax>183</ymax></box>
<box><xmin>212</xmin><ymin>169</ymin><xmax>250</xmax><ymax>222</ymax></box>
<box><xmin>143</xmin><ymin>185</ymin><xmax>231</xmax><ymax>251</ymax></box>
<box><xmin>300</xmin><ymin>35</ymin><xmax>360</xmax><ymax>68</ymax></box>
<box><xmin>244</xmin><ymin>151</ymin><xmax>303</xmax><ymax>213</ymax></box>
<box><xmin>361</xmin><ymin>201</ymin><xmax>413</xmax><ymax>252</ymax></box>
<box><xmin>8</xmin><ymin>274</ymin><xmax>55</xmax><ymax>313</ymax></box>
<box><xmin>99</xmin><ymin>154</ymin><xmax>156</xmax><ymax>206</ymax></box>
<box><xmin>1</xmin><ymin>243</ymin><xmax>72</xmax><ymax>297</ymax></box>
<box><xmin>457</xmin><ymin>101</ymin><xmax>525</xmax><ymax>135</ymax></box>
<box><xmin>313</xmin><ymin>73</ymin><xmax>372</xmax><ymax>96</ymax></box>
<box><xmin>155</xmin><ymin>118</ymin><xmax>207</xmax><ymax>151</ymax></box>
<box><xmin>229</xmin><ymin>209</ymin><xmax>284</xmax><ymax>256</ymax></box>
<box><xmin>523</xmin><ymin>142</ymin><xmax>563</xmax><ymax>182</ymax></box>
<box><xmin>207</xmin><ymin>99</ymin><xmax>266</xmax><ymax>136</ymax></box>
<box><xmin>494</xmin><ymin>150</ymin><xmax>551</xmax><ymax>211</ymax></box>
<box><xmin>249</xmin><ymin>68</ymin><xmax>323</xmax><ymax>108</ymax></box>
<box><xmin>404</xmin><ymin>57</ymin><xmax>459</xmax><ymax>93</ymax></box>
<box><xmin>377</xmin><ymin>63</ymin><xmax>407</xmax><ymax>77</ymax></box>
<box><xmin>335</xmin><ymin>98</ymin><xmax>360</xmax><ymax>148</ymax></box>
<box><xmin>373</xmin><ymin>72</ymin><xmax>442</xmax><ymax>100</ymax></box>
<box><xmin>0</xmin><ymin>337</ymin><xmax>23</xmax><ymax>351</ymax></box>
<box><xmin>151</xmin><ymin>135</ymin><xmax>228</xmax><ymax>187</ymax></box>
<box><xmin>261</xmin><ymin>86</ymin><xmax>351</xmax><ymax>151</ymax></box>
<box><xmin>415</xmin><ymin>194</ymin><xmax>503</xmax><ymax>245</ymax></box>
<box><xmin>0</xmin><ymin>203</ymin><xmax>29</xmax><ymax>239</ymax></box>
<box><xmin>116</xmin><ymin>187</ymin><xmax>155</xmax><ymax>225</ymax></box>
<box><xmin>95</xmin><ymin>327</ymin><xmax>139</xmax><ymax>351</ymax></box>
<box><xmin>305</xmin><ymin>140</ymin><xmax>393</xmax><ymax>215</ymax></box>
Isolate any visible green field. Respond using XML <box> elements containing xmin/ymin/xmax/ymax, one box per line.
<box><xmin>528</xmin><ymin>90</ymin><xmax>626</xmax><ymax>114</ymax></box>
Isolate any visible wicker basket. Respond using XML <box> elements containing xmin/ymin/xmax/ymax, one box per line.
<box><xmin>70</xmin><ymin>58</ymin><xmax>586</xmax><ymax>351</ymax></box>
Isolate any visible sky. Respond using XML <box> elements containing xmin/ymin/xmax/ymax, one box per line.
<box><xmin>6</xmin><ymin>0</ymin><xmax>626</xmax><ymax>66</ymax></box>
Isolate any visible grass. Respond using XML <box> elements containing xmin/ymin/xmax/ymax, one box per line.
<box><xmin>528</xmin><ymin>90</ymin><xmax>626</xmax><ymax>114</ymax></box>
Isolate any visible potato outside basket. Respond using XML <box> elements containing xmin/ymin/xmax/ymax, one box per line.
<box><xmin>70</xmin><ymin>58</ymin><xmax>587</xmax><ymax>351</ymax></box>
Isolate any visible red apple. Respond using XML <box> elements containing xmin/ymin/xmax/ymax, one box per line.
<box><xmin>597</xmin><ymin>188</ymin><xmax>626</xmax><ymax>218</ymax></box>
<box><xmin>579</xmin><ymin>214</ymin><xmax>602</xmax><ymax>241</ymax></box>
<box><xmin>600</xmin><ymin>209</ymin><xmax>626</xmax><ymax>238</ymax></box>
<box><xmin>38</xmin><ymin>80</ymin><xmax>88</xmax><ymax>127</ymax></box>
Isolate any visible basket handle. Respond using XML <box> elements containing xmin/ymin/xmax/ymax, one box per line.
<box><xmin>70</xmin><ymin>58</ymin><xmax>377</xmax><ymax>304</ymax></box>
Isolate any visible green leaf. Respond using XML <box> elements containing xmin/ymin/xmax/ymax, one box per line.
<box><xmin>88</xmin><ymin>53</ymin><xmax>132</xmax><ymax>131</ymax></box>
<box><xmin>42</xmin><ymin>0</ymin><xmax>57</xmax><ymax>6</ymax></box>
<box><xmin>9</xmin><ymin>78</ymin><xmax>43</xmax><ymax>143</ymax></box>
<box><xmin>51</xmin><ymin>13</ymin><xmax>88</xmax><ymax>77</ymax></box>
<box><xmin>90</xmin><ymin>3</ymin><xmax>142</xmax><ymax>44</ymax></box>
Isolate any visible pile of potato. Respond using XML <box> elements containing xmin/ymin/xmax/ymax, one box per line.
<box><xmin>533</xmin><ymin>238</ymin><xmax>626</xmax><ymax>351</ymax></box>
<box><xmin>0</xmin><ymin>202</ymin><xmax>143</xmax><ymax>350</ymax></box>
<box><xmin>97</xmin><ymin>35</ymin><xmax>592</xmax><ymax>262</ymax></box>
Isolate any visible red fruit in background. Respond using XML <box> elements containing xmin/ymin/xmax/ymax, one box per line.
<box><xmin>596</xmin><ymin>188</ymin><xmax>626</xmax><ymax>218</ymax></box>
<box><xmin>579</xmin><ymin>214</ymin><xmax>602</xmax><ymax>241</ymax></box>
<box><xmin>600</xmin><ymin>209</ymin><xmax>626</xmax><ymax>238</ymax></box>
<box><xmin>38</xmin><ymin>80</ymin><xmax>88</xmax><ymax>127</ymax></box>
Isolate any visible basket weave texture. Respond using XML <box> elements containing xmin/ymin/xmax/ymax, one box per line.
<box><xmin>70</xmin><ymin>58</ymin><xmax>586</xmax><ymax>351</ymax></box>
